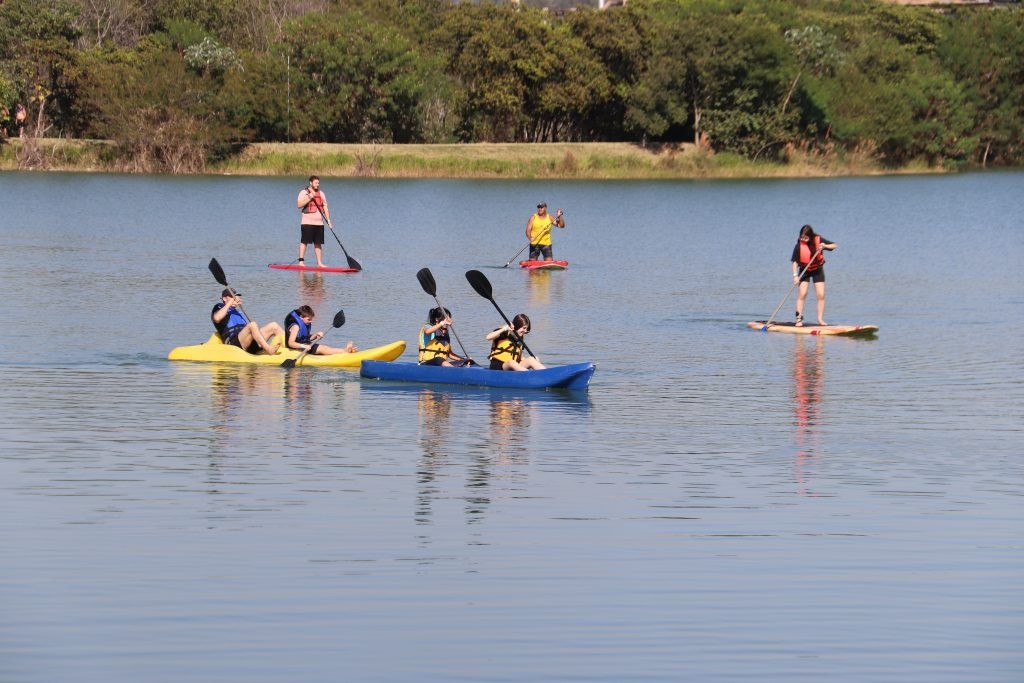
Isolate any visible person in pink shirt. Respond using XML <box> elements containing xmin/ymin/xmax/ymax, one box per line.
<box><xmin>296</xmin><ymin>175</ymin><xmax>331</xmax><ymax>267</ymax></box>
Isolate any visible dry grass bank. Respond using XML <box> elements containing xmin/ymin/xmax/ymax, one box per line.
<box><xmin>1</xmin><ymin>139</ymin><xmax>943</xmax><ymax>179</ymax></box>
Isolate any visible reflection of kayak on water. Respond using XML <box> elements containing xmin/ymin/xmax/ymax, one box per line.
<box><xmin>520</xmin><ymin>260</ymin><xmax>568</xmax><ymax>271</ymax></box>
<box><xmin>269</xmin><ymin>263</ymin><xmax>359</xmax><ymax>273</ymax></box>
<box><xmin>748</xmin><ymin>321</ymin><xmax>878</xmax><ymax>337</ymax></box>
<box><xmin>168</xmin><ymin>334</ymin><xmax>406</xmax><ymax>367</ymax></box>
<box><xmin>360</xmin><ymin>360</ymin><xmax>596</xmax><ymax>390</ymax></box>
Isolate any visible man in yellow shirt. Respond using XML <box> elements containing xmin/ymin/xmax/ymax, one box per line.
<box><xmin>525</xmin><ymin>202</ymin><xmax>565</xmax><ymax>261</ymax></box>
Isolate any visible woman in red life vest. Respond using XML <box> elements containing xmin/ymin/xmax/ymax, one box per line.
<box><xmin>791</xmin><ymin>224</ymin><xmax>837</xmax><ymax>327</ymax></box>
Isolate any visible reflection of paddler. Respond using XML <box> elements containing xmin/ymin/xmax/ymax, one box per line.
<box><xmin>792</xmin><ymin>336</ymin><xmax>825</xmax><ymax>496</ymax></box>
<box><xmin>208</xmin><ymin>364</ymin><xmax>286</xmax><ymax>444</ymax></box>
<box><xmin>299</xmin><ymin>271</ymin><xmax>325</xmax><ymax>306</ymax></box>
<box><xmin>490</xmin><ymin>398</ymin><xmax>530</xmax><ymax>464</ymax></box>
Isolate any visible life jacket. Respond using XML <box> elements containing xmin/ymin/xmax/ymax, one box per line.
<box><xmin>530</xmin><ymin>213</ymin><xmax>554</xmax><ymax>246</ymax></box>
<box><xmin>488</xmin><ymin>329</ymin><xmax>523</xmax><ymax>364</ymax></box>
<box><xmin>285</xmin><ymin>310</ymin><xmax>311</xmax><ymax>346</ymax></box>
<box><xmin>419</xmin><ymin>326</ymin><xmax>452</xmax><ymax>363</ymax></box>
<box><xmin>798</xmin><ymin>236</ymin><xmax>825</xmax><ymax>271</ymax></box>
<box><xmin>303</xmin><ymin>190</ymin><xmax>325</xmax><ymax>215</ymax></box>
<box><xmin>212</xmin><ymin>302</ymin><xmax>249</xmax><ymax>341</ymax></box>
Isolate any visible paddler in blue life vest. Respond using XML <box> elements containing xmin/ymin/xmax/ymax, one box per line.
<box><xmin>418</xmin><ymin>307</ymin><xmax>472</xmax><ymax>367</ymax></box>
<box><xmin>296</xmin><ymin>175</ymin><xmax>330</xmax><ymax>267</ymax></box>
<box><xmin>526</xmin><ymin>202</ymin><xmax>565</xmax><ymax>261</ymax></box>
<box><xmin>791</xmin><ymin>224</ymin><xmax>837</xmax><ymax>327</ymax></box>
<box><xmin>284</xmin><ymin>305</ymin><xmax>357</xmax><ymax>355</ymax></box>
<box><xmin>485</xmin><ymin>313</ymin><xmax>546</xmax><ymax>371</ymax></box>
<box><xmin>211</xmin><ymin>289</ymin><xmax>283</xmax><ymax>354</ymax></box>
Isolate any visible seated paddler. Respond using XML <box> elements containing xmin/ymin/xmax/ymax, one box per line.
<box><xmin>284</xmin><ymin>305</ymin><xmax>357</xmax><ymax>355</ymax></box>
<box><xmin>419</xmin><ymin>306</ymin><xmax>472</xmax><ymax>367</ymax></box>
<box><xmin>485</xmin><ymin>313</ymin><xmax>545</xmax><ymax>371</ymax></box>
<box><xmin>211</xmin><ymin>288</ymin><xmax>282</xmax><ymax>355</ymax></box>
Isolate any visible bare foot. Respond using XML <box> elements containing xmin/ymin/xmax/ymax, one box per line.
<box><xmin>265</xmin><ymin>343</ymin><xmax>280</xmax><ymax>355</ymax></box>
<box><xmin>345</xmin><ymin>341</ymin><xmax>358</xmax><ymax>353</ymax></box>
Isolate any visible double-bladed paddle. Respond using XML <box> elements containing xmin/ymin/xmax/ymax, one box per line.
<box><xmin>281</xmin><ymin>309</ymin><xmax>346</xmax><ymax>368</ymax></box>
<box><xmin>761</xmin><ymin>246</ymin><xmax>824</xmax><ymax>330</ymax></box>
<box><xmin>465</xmin><ymin>269</ymin><xmax>535</xmax><ymax>358</ymax></box>
<box><xmin>209</xmin><ymin>257</ymin><xmax>254</xmax><ymax>321</ymax></box>
<box><xmin>416</xmin><ymin>267</ymin><xmax>475</xmax><ymax>364</ymax></box>
<box><xmin>312</xmin><ymin>203</ymin><xmax>362</xmax><ymax>271</ymax></box>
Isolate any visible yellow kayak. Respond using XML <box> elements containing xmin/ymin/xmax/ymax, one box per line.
<box><xmin>168</xmin><ymin>334</ymin><xmax>406</xmax><ymax>367</ymax></box>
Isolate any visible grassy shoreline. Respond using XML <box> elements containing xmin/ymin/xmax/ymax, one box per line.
<box><xmin>1</xmin><ymin>139</ymin><xmax>948</xmax><ymax>179</ymax></box>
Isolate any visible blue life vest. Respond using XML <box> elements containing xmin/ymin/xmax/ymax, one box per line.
<box><xmin>212</xmin><ymin>302</ymin><xmax>249</xmax><ymax>340</ymax></box>
<box><xmin>285</xmin><ymin>310</ymin><xmax>312</xmax><ymax>345</ymax></box>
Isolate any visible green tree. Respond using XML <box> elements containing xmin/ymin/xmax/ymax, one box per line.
<box><xmin>0</xmin><ymin>0</ymin><xmax>83</xmax><ymax>136</ymax></box>
<box><xmin>938</xmin><ymin>7</ymin><xmax>1024</xmax><ymax>166</ymax></box>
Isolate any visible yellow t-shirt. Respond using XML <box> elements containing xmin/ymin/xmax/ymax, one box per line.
<box><xmin>530</xmin><ymin>213</ymin><xmax>554</xmax><ymax>246</ymax></box>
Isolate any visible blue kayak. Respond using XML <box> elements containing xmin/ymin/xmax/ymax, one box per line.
<box><xmin>360</xmin><ymin>360</ymin><xmax>596</xmax><ymax>390</ymax></box>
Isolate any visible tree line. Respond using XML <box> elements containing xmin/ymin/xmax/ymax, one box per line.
<box><xmin>2</xmin><ymin>0</ymin><xmax>1021</xmax><ymax>172</ymax></box>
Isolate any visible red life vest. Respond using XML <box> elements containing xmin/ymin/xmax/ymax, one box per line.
<box><xmin>798</xmin><ymin>236</ymin><xmax>825</xmax><ymax>271</ymax></box>
<box><xmin>303</xmin><ymin>190</ymin><xmax>325</xmax><ymax>214</ymax></box>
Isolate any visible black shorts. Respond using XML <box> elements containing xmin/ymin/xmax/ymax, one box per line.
<box><xmin>421</xmin><ymin>357</ymin><xmax>447</xmax><ymax>367</ymax></box>
<box><xmin>529</xmin><ymin>244</ymin><xmax>553</xmax><ymax>260</ymax></box>
<box><xmin>225</xmin><ymin>332</ymin><xmax>260</xmax><ymax>354</ymax></box>
<box><xmin>300</xmin><ymin>225</ymin><xmax>325</xmax><ymax>245</ymax></box>
<box><xmin>489</xmin><ymin>359</ymin><xmax>508</xmax><ymax>371</ymax></box>
<box><xmin>798</xmin><ymin>267</ymin><xmax>825</xmax><ymax>283</ymax></box>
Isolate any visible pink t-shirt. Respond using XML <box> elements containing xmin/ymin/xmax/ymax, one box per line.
<box><xmin>298</xmin><ymin>189</ymin><xmax>327</xmax><ymax>226</ymax></box>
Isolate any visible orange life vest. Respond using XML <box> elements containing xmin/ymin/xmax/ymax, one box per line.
<box><xmin>303</xmin><ymin>190</ymin><xmax>325</xmax><ymax>215</ymax></box>
<box><xmin>798</xmin><ymin>236</ymin><xmax>825</xmax><ymax>271</ymax></box>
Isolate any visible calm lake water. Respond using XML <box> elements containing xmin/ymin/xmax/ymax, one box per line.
<box><xmin>1</xmin><ymin>169</ymin><xmax>1022</xmax><ymax>682</ymax></box>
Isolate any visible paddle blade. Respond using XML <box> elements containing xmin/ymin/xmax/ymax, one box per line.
<box><xmin>465</xmin><ymin>269</ymin><xmax>493</xmax><ymax>300</ymax></box>
<box><xmin>416</xmin><ymin>268</ymin><xmax>437</xmax><ymax>296</ymax></box>
<box><xmin>346</xmin><ymin>255</ymin><xmax>362</xmax><ymax>271</ymax></box>
<box><xmin>332</xmin><ymin>310</ymin><xmax>346</xmax><ymax>328</ymax></box>
<box><xmin>281</xmin><ymin>358</ymin><xmax>297</xmax><ymax>368</ymax></box>
<box><xmin>208</xmin><ymin>258</ymin><xmax>227</xmax><ymax>287</ymax></box>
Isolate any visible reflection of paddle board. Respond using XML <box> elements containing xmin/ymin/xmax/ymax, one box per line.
<box><xmin>269</xmin><ymin>263</ymin><xmax>359</xmax><ymax>273</ymax></box>
<box><xmin>748</xmin><ymin>321</ymin><xmax>879</xmax><ymax>337</ymax></box>
<box><xmin>520</xmin><ymin>260</ymin><xmax>568</xmax><ymax>271</ymax></box>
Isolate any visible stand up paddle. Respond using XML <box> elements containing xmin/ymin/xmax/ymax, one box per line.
<box><xmin>465</xmin><ymin>269</ymin><xmax>535</xmax><ymax>358</ymax></box>
<box><xmin>416</xmin><ymin>268</ymin><xmax>475</xmax><ymax>365</ymax></box>
<box><xmin>314</xmin><ymin>204</ymin><xmax>362</xmax><ymax>271</ymax></box>
<box><xmin>281</xmin><ymin>309</ymin><xmax>345</xmax><ymax>368</ymax></box>
<box><xmin>502</xmin><ymin>244</ymin><xmax>529</xmax><ymax>268</ymax></box>
<box><xmin>209</xmin><ymin>258</ymin><xmax>253</xmax><ymax>320</ymax></box>
<box><xmin>761</xmin><ymin>246</ymin><xmax>824</xmax><ymax>330</ymax></box>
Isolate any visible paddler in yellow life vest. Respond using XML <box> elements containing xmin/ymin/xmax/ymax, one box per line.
<box><xmin>419</xmin><ymin>307</ymin><xmax>471</xmax><ymax>367</ymax></box>
<box><xmin>526</xmin><ymin>202</ymin><xmax>565</xmax><ymax>261</ymax></box>
<box><xmin>486</xmin><ymin>313</ymin><xmax>546</xmax><ymax>371</ymax></box>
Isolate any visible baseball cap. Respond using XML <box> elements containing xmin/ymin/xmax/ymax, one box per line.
<box><xmin>537</xmin><ymin>202</ymin><xmax>547</xmax><ymax>208</ymax></box>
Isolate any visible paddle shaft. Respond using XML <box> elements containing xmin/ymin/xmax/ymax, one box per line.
<box><xmin>764</xmin><ymin>246</ymin><xmax>824</xmax><ymax>327</ymax></box>
<box><xmin>312</xmin><ymin>202</ymin><xmax>361</xmax><ymax>270</ymax></box>
<box><xmin>502</xmin><ymin>243</ymin><xmax>529</xmax><ymax>268</ymax></box>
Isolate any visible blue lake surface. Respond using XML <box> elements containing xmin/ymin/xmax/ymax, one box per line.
<box><xmin>1</xmin><ymin>169</ymin><xmax>1022</xmax><ymax>682</ymax></box>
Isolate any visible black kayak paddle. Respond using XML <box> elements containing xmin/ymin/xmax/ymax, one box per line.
<box><xmin>465</xmin><ymin>269</ymin><xmax>535</xmax><ymax>358</ymax></box>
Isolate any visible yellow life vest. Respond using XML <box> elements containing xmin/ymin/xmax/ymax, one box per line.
<box><xmin>530</xmin><ymin>213</ymin><xmax>554</xmax><ymax>246</ymax></box>
<box><xmin>418</xmin><ymin>326</ymin><xmax>451</xmax><ymax>363</ymax></box>
<box><xmin>488</xmin><ymin>330</ymin><xmax>523</xmax><ymax>364</ymax></box>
